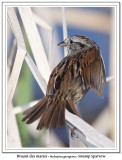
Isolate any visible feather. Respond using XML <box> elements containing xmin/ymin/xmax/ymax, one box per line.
<box><xmin>59</xmin><ymin>101</ymin><xmax>65</xmax><ymax>126</ymax></box>
<box><xmin>46</xmin><ymin>58</ymin><xmax>70</xmax><ymax>97</ymax></box>
<box><xmin>76</xmin><ymin>47</ymin><xmax>106</xmax><ymax>96</ymax></box>
<box><xmin>66</xmin><ymin>99</ymin><xmax>81</xmax><ymax>117</ymax></box>
<box><xmin>22</xmin><ymin>96</ymin><xmax>47</xmax><ymax>123</ymax></box>
<box><xmin>46</xmin><ymin>76</ymin><xmax>55</xmax><ymax>96</ymax></box>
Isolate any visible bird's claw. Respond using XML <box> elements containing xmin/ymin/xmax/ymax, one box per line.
<box><xmin>71</xmin><ymin>127</ymin><xmax>78</xmax><ymax>138</ymax></box>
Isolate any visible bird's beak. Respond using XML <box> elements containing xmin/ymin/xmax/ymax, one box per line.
<box><xmin>57</xmin><ymin>41</ymin><xmax>67</xmax><ymax>47</ymax></box>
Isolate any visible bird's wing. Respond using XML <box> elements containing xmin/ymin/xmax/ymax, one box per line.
<box><xmin>46</xmin><ymin>47</ymin><xmax>106</xmax><ymax>97</ymax></box>
<box><xmin>76</xmin><ymin>47</ymin><xmax>106</xmax><ymax>96</ymax></box>
<box><xmin>46</xmin><ymin>57</ymin><xmax>72</xmax><ymax>96</ymax></box>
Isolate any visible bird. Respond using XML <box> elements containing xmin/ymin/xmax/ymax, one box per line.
<box><xmin>22</xmin><ymin>35</ymin><xmax>106</xmax><ymax>130</ymax></box>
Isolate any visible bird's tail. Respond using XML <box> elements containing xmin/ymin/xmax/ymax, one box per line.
<box><xmin>22</xmin><ymin>96</ymin><xmax>80</xmax><ymax>130</ymax></box>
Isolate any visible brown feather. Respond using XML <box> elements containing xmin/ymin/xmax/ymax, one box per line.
<box><xmin>66</xmin><ymin>99</ymin><xmax>81</xmax><ymax>117</ymax></box>
<box><xmin>43</xmin><ymin>100</ymin><xmax>57</xmax><ymax>128</ymax></box>
<box><xmin>46</xmin><ymin>58</ymin><xmax>71</xmax><ymax>96</ymax></box>
<box><xmin>46</xmin><ymin>76</ymin><xmax>54</xmax><ymax>96</ymax></box>
<box><xmin>59</xmin><ymin>101</ymin><xmax>65</xmax><ymax>126</ymax></box>
<box><xmin>76</xmin><ymin>47</ymin><xmax>105</xmax><ymax>97</ymax></box>
<box><xmin>57</xmin><ymin>101</ymin><xmax>63</xmax><ymax>126</ymax></box>
<box><xmin>51</xmin><ymin>102</ymin><xmax>61</xmax><ymax>128</ymax></box>
<box><xmin>22</xmin><ymin>96</ymin><xmax>47</xmax><ymax>123</ymax></box>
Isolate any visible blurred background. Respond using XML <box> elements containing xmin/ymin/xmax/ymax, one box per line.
<box><xmin>7</xmin><ymin>7</ymin><xmax>115</xmax><ymax>147</ymax></box>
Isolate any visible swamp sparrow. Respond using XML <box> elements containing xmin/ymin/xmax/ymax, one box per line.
<box><xmin>22</xmin><ymin>35</ymin><xmax>106</xmax><ymax>130</ymax></box>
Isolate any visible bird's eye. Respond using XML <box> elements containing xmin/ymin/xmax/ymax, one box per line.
<box><xmin>70</xmin><ymin>40</ymin><xmax>73</xmax><ymax>44</ymax></box>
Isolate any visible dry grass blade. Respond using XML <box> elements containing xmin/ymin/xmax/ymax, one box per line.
<box><xmin>66</xmin><ymin>110</ymin><xmax>115</xmax><ymax>148</ymax></box>
<box><xmin>7</xmin><ymin>8</ymin><xmax>27</xmax><ymax>147</ymax></box>
<box><xmin>33</xmin><ymin>13</ymin><xmax>53</xmax><ymax>69</ymax></box>
<box><xmin>62</xmin><ymin>7</ymin><xmax>68</xmax><ymax>57</ymax></box>
<box><xmin>106</xmin><ymin>75</ymin><xmax>115</xmax><ymax>82</ymax></box>
<box><xmin>7</xmin><ymin>8</ymin><xmax>26</xmax><ymax>106</ymax></box>
<box><xmin>25</xmin><ymin>52</ymin><xmax>47</xmax><ymax>94</ymax></box>
<box><xmin>18</xmin><ymin>7</ymin><xmax>51</xmax><ymax>83</ymax></box>
<box><xmin>7</xmin><ymin>38</ymin><xmax>17</xmax><ymax>80</ymax></box>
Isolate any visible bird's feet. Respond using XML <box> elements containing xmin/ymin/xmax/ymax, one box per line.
<box><xmin>71</xmin><ymin>127</ymin><xmax>78</xmax><ymax>138</ymax></box>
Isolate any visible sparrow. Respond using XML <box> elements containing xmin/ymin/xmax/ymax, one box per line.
<box><xmin>22</xmin><ymin>35</ymin><xmax>106</xmax><ymax>130</ymax></box>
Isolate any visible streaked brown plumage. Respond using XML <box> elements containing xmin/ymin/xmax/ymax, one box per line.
<box><xmin>22</xmin><ymin>35</ymin><xmax>106</xmax><ymax>130</ymax></box>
